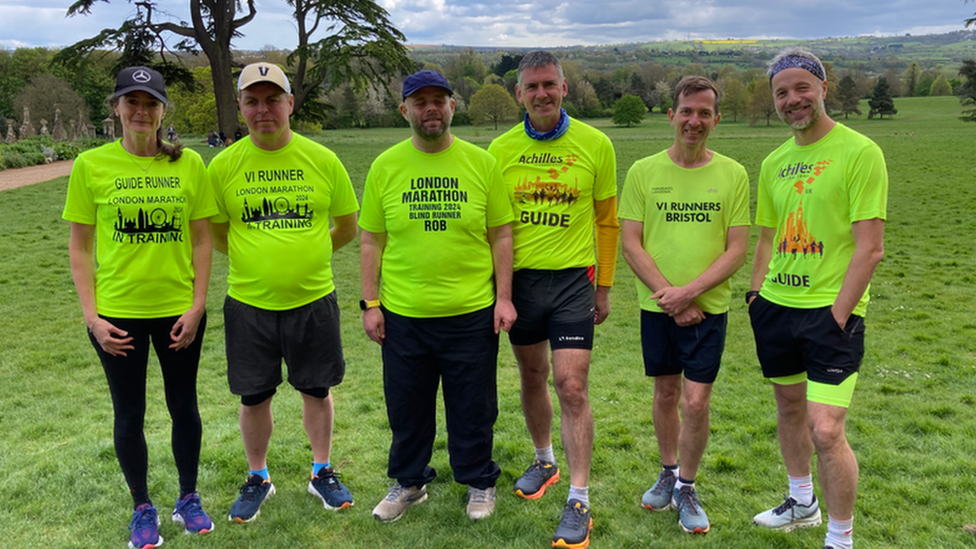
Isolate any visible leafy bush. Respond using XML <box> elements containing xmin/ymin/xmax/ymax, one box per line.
<box><xmin>0</xmin><ymin>135</ymin><xmax>103</xmax><ymax>171</ymax></box>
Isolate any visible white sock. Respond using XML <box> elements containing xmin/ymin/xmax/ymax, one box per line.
<box><xmin>825</xmin><ymin>516</ymin><xmax>853</xmax><ymax>549</ymax></box>
<box><xmin>568</xmin><ymin>485</ymin><xmax>589</xmax><ymax>507</ymax></box>
<box><xmin>535</xmin><ymin>445</ymin><xmax>556</xmax><ymax>464</ymax></box>
<box><xmin>675</xmin><ymin>477</ymin><xmax>694</xmax><ymax>491</ymax></box>
<box><xmin>788</xmin><ymin>474</ymin><xmax>815</xmax><ymax>506</ymax></box>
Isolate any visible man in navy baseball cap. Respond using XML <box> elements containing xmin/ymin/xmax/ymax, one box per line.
<box><xmin>115</xmin><ymin>66</ymin><xmax>168</xmax><ymax>103</ymax></box>
<box><xmin>402</xmin><ymin>70</ymin><xmax>453</xmax><ymax>100</ymax></box>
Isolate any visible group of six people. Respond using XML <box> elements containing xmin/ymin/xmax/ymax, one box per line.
<box><xmin>63</xmin><ymin>47</ymin><xmax>887</xmax><ymax>549</ymax></box>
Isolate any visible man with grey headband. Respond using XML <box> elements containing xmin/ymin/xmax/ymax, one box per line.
<box><xmin>748</xmin><ymin>48</ymin><xmax>887</xmax><ymax>549</ymax></box>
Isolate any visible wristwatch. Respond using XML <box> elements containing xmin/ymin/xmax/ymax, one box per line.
<box><xmin>359</xmin><ymin>299</ymin><xmax>381</xmax><ymax>311</ymax></box>
<box><xmin>745</xmin><ymin>290</ymin><xmax>760</xmax><ymax>304</ymax></box>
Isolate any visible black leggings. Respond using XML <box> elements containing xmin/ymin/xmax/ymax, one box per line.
<box><xmin>89</xmin><ymin>314</ymin><xmax>206</xmax><ymax>507</ymax></box>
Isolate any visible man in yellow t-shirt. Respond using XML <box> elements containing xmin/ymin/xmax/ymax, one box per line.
<box><xmin>749</xmin><ymin>49</ymin><xmax>887</xmax><ymax>549</ymax></box>
<box><xmin>487</xmin><ymin>50</ymin><xmax>618</xmax><ymax>549</ymax></box>
<box><xmin>208</xmin><ymin>63</ymin><xmax>360</xmax><ymax>521</ymax></box>
<box><xmin>359</xmin><ymin>70</ymin><xmax>515</xmax><ymax>523</ymax></box>
<box><xmin>620</xmin><ymin>76</ymin><xmax>750</xmax><ymax>535</ymax></box>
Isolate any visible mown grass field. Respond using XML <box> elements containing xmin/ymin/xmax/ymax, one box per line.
<box><xmin>0</xmin><ymin>96</ymin><xmax>974</xmax><ymax>549</ymax></box>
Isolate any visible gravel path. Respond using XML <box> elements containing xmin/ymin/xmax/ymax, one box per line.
<box><xmin>0</xmin><ymin>160</ymin><xmax>74</xmax><ymax>192</ymax></box>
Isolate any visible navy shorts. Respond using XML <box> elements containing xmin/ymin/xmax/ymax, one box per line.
<box><xmin>509</xmin><ymin>268</ymin><xmax>595</xmax><ymax>350</ymax></box>
<box><xmin>749</xmin><ymin>294</ymin><xmax>865</xmax><ymax>385</ymax></box>
<box><xmin>224</xmin><ymin>291</ymin><xmax>345</xmax><ymax>398</ymax></box>
<box><xmin>641</xmin><ymin>310</ymin><xmax>727</xmax><ymax>384</ymax></box>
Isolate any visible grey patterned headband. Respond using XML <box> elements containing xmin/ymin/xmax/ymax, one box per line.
<box><xmin>769</xmin><ymin>55</ymin><xmax>825</xmax><ymax>82</ymax></box>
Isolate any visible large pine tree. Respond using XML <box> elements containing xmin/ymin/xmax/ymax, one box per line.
<box><xmin>837</xmin><ymin>75</ymin><xmax>861</xmax><ymax>119</ymax></box>
<box><xmin>868</xmin><ymin>77</ymin><xmax>897</xmax><ymax>119</ymax></box>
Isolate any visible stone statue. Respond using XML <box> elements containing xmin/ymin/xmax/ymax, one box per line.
<box><xmin>5</xmin><ymin>119</ymin><xmax>16</xmax><ymax>144</ymax></box>
<box><xmin>69</xmin><ymin>119</ymin><xmax>78</xmax><ymax>140</ymax></box>
<box><xmin>19</xmin><ymin>105</ymin><xmax>36</xmax><ymax>139</ymax></box>
<box><xmin>39</xmin><ymin>118</ymin><xmax>49</xmax><ymax>135</ymax></box>
<box><xmin>52</xmin><ymin>108</ymin><xmax>68</xmax><ymax>142</ymax></box>
<box><xmin>102</xmin><ymin>117</ymin><xmax>115</xmax><ymax>140</ymax></box>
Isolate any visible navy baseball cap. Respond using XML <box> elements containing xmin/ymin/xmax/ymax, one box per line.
<box><xmin>115</xmin><ymin>66</ymin><xmax>167</xmax><ymax>103</ymax></box>
<box><xmin>402</xmin><ymin>70</ymin><xmax>453</xmax><ymax>100</ymax></box>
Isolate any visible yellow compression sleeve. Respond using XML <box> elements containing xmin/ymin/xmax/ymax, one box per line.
<box><xmin>594</xmin><ymin>196</ymin><xmax>619</xmax><ymax>287</ymax></box>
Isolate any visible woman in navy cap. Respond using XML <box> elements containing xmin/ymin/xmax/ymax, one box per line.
<box><xmin>63</xmin><ymin>66</ymin><xmax>218</xmax><ymax>548</ymax></box>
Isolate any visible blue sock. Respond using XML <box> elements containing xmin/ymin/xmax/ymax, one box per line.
<box><xmin>313</xmin><ymin>462</ymin><xmax>331</xmax><ymax>476</ymax></box>
<box><xmin>250</xmin><ymin>467</ymin><xmax>269</xmax><ymax>481</ymax></box>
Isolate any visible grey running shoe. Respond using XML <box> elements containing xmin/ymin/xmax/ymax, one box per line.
<box><xmin>552</xmin><ymin>498</ymin><xmax>593</xmax><ymax>549</ymax></box>
<box><xmin>514</xmin><ymin>459</ymin><xmax>560</xmax><ymax>499</ymax></box>
<box><xmin>466</xmin><ymin>486</ymin><xmax>496</xmax><ymax>521</ymax></box>
<box><xmin>641</xmin><ymin>468</ymin><xmax>677</xmax><ymax>511</ymax></box>
<box><xmin>372</xmin><ymin>484</ymin><xmax>427</xmax><ymax>522</ymax></box>
<box><xmin>673</xmin><ymin>485</ymin><xmax>709</xmax><ymax>534</ymax></box>
<box><xmin>753</xmin><ymin>495</ymin><xmax>822</xmax><ymax>531</ymax></box>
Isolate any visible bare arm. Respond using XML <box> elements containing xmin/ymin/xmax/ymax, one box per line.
<box><xmin>330</xmin><ymin>211</ymin><xmax>359</xmax><ymax>252</ymax></box>
<box><xmin>169</xmin><ymin>218</ymin><xmax>212</xmax><ymax>350</ymax></box>
<box><xmin>210</xmin><ymin>221</ymin><xmax>229</xmax><ymax>255</ymax></box>
<box><xmin>653</xmin><ymin>225</ymin><xmax>750</xmax><ymax>315</ymax></box>
<box><xmin>69</xmin><ymin>222</ymin><xmax>134</xmax><ymax>356</ymax></box>
<box><xmin>487</xmin><ymin>223</ymin><xmax>516</xmax><ymax>333</ymax></box>
<box><xmin>749</xmin><ymin>226</ymin><xmax>777</xmax><ymax>303</ymax></box>
<box><xmin>360</xmin><ymin>229</ymin><xmax>387</xmax><ymax>345</ymax></box>
<box><xmin>832</xmin><ymin>218</ymin><xmax>885</xmax><ymax>328</ymax></box>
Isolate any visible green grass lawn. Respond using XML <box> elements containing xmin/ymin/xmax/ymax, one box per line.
<box><xmin>1</xmin><ymin>96</ymin><xmax>974</xmax><ymax>548</ymax></box>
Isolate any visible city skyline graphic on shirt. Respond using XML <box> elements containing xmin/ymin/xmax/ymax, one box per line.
<box><xmin>115</xmin><ymin>207</ymin><xmax>182</xmax><ymax>234</ymax></box>
<box><xmin>514</xmin><ymin>178</ymin><xmax>580</xmax><ymax>207</ymax></box>
<box><xmin>777</xmin><ymin>201</ymin><xmax>824</xmax><ymax>259</ymax></box>
<box><xmin>241</xmin><ymin>196</ymin><xmax>314</xmax><ymax>223</ymax></box>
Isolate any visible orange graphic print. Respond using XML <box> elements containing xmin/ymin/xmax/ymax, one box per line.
<box><xmin>793</xmin><ymin>159</ymin><xmax>832</xmax><ymax>194</ymax></box>
<box><xmin>514</xmin><ymin>153</ymin><xmax>582</xmax><ymax>207</ymax></box>
<box><xmin>776</xmin><ymin>201</ymin><xmax>824</xmax><ymax>260</ymax></box>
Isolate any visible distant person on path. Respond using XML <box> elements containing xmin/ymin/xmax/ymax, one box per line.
<box><xmin>166</xmin><ymin>123</ymin><xmax>177</xmax><ymax>142</ymax></box>
<box><xmin>360</xmin><ymin>70</ymin><xmax>515</xmax><ymax>523</ymax></box>
<box><xmin>208</xmin><ymin>62</ymin><xmax>359</xmax><ymax>523</ymax></box>
<box><xmin>487</xmin><ymin>50</ymin><xmax>618</xmax><ymax>549</ymax></box>
<box><xmin>749</xmin><ymin>48</ymin><xmax>887</xmax><ymax>549</ymax></box>
<box><xmin>207</xmin><ymin>130</ymin><xmax>219</xmax><ymax>147</ymax></box>
<box><xmin>64</xmin><ymin>65</ymin><xmax>218</xmax><ymax>549</ymax></box>
<box><xmin>620</xmin><ymin>76</ymin><xmax>750</xmax><ymax>535</ymax></box>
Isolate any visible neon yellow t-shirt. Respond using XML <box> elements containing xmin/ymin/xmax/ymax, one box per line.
<box><xmin>62</xmin><ymin>141</ymin><xmax>218</xmax><ymax>318</ymax></box>
<box><xmin>488</xmin><ymin>118</ymin><xmax>616</xmax><ymax>271</ymax></box>
<box><xmin>209</xmin><ymin>134</ymin><xmax>360</xmax><ymax>310</ymax></box>
<box><xmin>756</xmin><ymin>123</ymin><xmax>888</xmax><ymax>316</ymax></box>
<box><xmin>359</xmin><ymin>138</ymin><xmax>514</xmax><ymax>318</ymax></box>
<box><xmin>619</xmin><ymin>150</ymin><xmax>750</xmax><ymax>314</ymax></box>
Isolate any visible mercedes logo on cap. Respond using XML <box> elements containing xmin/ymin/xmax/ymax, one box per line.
<box><xmin>133</xmin><ymin>69</ymin><xmax>152</xmax><ymax>83</ymax></box>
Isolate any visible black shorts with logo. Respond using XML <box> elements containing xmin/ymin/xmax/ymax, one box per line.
<box><xmin>224</xmin><ymin>291</ymin><xmax>345</xmax><ymax>397</ymax></box>
<box><xmin>508</xmin><ymin>268</ymin><xmax>595</xmax><ymax>350</ymax></box>
<box><xmin>641</xmin><ymin>310</ymin><xmax>727</xmax><ymax>384</ymax></box>
<box><xmin>749</xmin><ymin>294</ymin><xmax>865</xmax><ymax>385</ymax></box>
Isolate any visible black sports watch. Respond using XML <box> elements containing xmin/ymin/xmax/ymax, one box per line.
<box><xmin>745</xmin><ymin>290</ymin><xmax>760</xmax><ymax>304</ymax></box>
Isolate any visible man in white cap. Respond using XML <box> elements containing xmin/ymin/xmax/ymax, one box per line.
<box><xmin>208</xmin><ymin>62</ymin><xmax>360</xmax><ymax>522</ymax></box>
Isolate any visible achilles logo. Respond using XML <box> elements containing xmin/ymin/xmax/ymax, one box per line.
<box><xmin>258</xmin><ymin>67</ymin><xmax>270</xmax><ymax>76</ymax></box>
<box><xmin>132</xmin><ymin>70</ymin><xmax>151</xmax><ymax>83</ymax></box>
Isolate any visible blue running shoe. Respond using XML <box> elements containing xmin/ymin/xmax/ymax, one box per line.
<box><xmin>128</xmin><ymin>503</ymin><xmax>163</xmax><ymax>549</ymax></box>
<box><xmin>673</xmin><ymin>485</ymin><xmax>709</xmax><ymax>534</ymax></box>
<box><xmin>172</xmin><ymin>492</ymin><xmax>214</xmax><ymax>534</ymax></box>
<box><xmin>308</xmin><ymin>467</ymin><xmax>354</xmax><ymax>510</ymax></box>
<box><xmin>552</xmin><ymin>498</ymin><xmax>593</xmax><ymax>548</ymax></box>
<box><xmin>641</xmin><ymin>468</ymin><xmax>677</xmax><ymax>511</ymax></box>
<box><xmin>228</xmin><ymin>474</ymin><xmax>275</xmax><ymax>523</ymax></box>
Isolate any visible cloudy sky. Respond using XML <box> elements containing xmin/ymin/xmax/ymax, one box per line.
<box><xmin>0</xmin><ymin>0</ymin><xmax>972</xmax><ymax>50</ymax></box>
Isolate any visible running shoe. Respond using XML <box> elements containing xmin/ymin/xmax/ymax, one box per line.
<box><xmin>641</xmin><ymin>468</ymin><xmax>677</xmax><ymax>511</ymax></box>
<box><xmin>308</xmin><ymin>467</ymin><xmax>354</xmax><ymax>510</ymax></box>
<box><xmin>228</xmin><ymin>474</ymin><xmax>275</xmax><ymax>523</ymax></box>
<box><xmin>673</xmin><ymin>485</ymin><xmax>709</xmax><ymax>534</ymax></box>
<box><xmin>552</xmin><ymin>498</ymin><xmax>593</xmax><ymax>549</ymax></box>
<box><xmin>372</xmin><ymin>484</ymin><xmax>428</xmax><ymax>522</ymax></box>
<box><xmin>466</xmin><ymin>486</ymin><xmax>496</xmax><ymax>521</ymax></box>
<box><xmin>753</xmin><ymin>494</ymin><xmax>822</xmax><ymax>531</ymax></box>
<box><xmin>172</xmin><ymin>492</ymin><xmax>214</xmax><ymax>534</ymax></box>
<box><xmin>128</xmin><ymin>503</ymin><xmax>163</xmax><ymax>549</ymax></box>
<box><xmin>514</xmin><ymin>459</ymin><xmax>560</xmax><ymax>500</ymax></box>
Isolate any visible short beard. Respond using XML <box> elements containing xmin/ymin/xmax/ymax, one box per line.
<box><xmin>410</xmin><ymin>115</ymin><xmax>450</xmax><ymax>141</ymax></box>
<box><xmin>780</xmin><ymin>98</ymin><xmax>824</xmax><ymax>131</ymax></box>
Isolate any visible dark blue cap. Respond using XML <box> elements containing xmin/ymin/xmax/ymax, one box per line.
<box><xmin>115</xmin><ymin>66</ymin><xmax>167</xmax><ymax>103</ymax></box>
<box><xmin>402</xmin><ymin>70</ymin><xmax>453</xmax><ymax>100</ymax></box>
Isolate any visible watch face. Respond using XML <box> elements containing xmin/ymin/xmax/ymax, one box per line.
<box><xmin>359</xmin><ymin>299</ymin><xmax>368</xmax><ymax>311</ymax></box>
